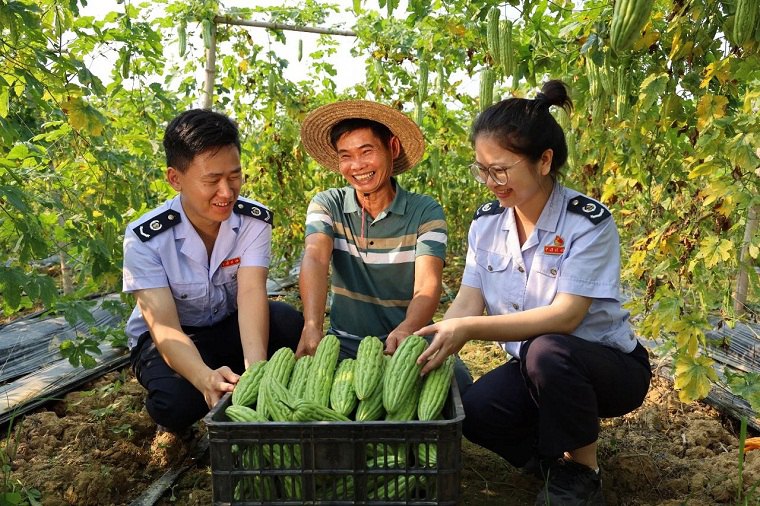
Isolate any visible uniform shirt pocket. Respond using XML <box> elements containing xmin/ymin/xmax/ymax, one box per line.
<box><xmin>475</xmin><ymin>248</ymin><xmax>510</xmax><ymax>275</ymax></box>
<box><xmin>528</xmin><ymin>254</ymin><xmax>562</xmax><ymax>307</ymax></box>
<box><xmin>475</xmin><ymin>248</ymin><xmax>520</xmax><ymax>313</ymax></box>
<box><xmin>215</xmin><ymin>267</ymin><xmax>239</xmax><ymax>304</ymax></box>
<box><xmin>169</xmin><ymin>282</ymin><xmax>208</xmax><ymax>303</ymax></box>
<box><xmin>533</xmin><ymin>254</ymin><xmax>561</xmax><ymax>279</ymax></box>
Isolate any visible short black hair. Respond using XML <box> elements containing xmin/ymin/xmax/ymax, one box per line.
<box><xmin>163</xmin><ymin>109</ymin><xmax>241</xmax><ymax>172</ymax></box>
<box><xmin>329</xmin><ymin>118</ymin><xmax>393</xmax><ymax>149</ymax></box>
<box><xmin>471</xmin><ymin>80</ymin><xmax>573</xmax><ymax>177</ymax></box>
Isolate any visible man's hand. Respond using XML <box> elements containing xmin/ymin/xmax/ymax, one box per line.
<box><xmin>385</xmin><ymin>255</ymin><xmax>444</xmax><ymax>355</ymax></box>
<box><xmin>384</xmin><ymin>328</ymin><xmax>412</xmax><ymax>354</ymax></box>
<box><xmin>197</xmin><ymin>366</ymin><xmax>240</xmax><ymax>408</ymax></box>
<box><xmin>296</xmin><ymin>325</ymin><xmax>323</xmax><ymax>357</ymax></box>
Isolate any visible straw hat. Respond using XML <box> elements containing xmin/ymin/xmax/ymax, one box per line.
<box><xmin>300</xmin><ymin>100</ymin><xmax>425</xmax><ymax>175</ymax></box>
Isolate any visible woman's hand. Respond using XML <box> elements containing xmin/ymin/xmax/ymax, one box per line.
<box><xmin>415</xmin><ymin>317</ymin><xmax>471</xmax><ymax>375</ymax></box>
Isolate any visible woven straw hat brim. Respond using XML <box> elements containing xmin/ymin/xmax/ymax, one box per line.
<box><xmin>300</xmin><ymin>100</ymin><xmax>425</xmax><ymax>175</ymax></box>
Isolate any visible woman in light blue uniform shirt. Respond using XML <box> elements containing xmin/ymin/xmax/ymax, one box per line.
<box><xmin>416</xmin><ymin>80</ymin><xmax>651</xmax><ymax>505</ymax></box>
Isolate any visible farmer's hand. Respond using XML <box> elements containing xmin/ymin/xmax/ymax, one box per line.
<box><xmin>415</xmin><ymin>319</ymin><xmax>469</xmax><ymax>375</ymax></box>
<box><xmin>384</xmin><ymin>328</ymin><xmax>412</xmax><ymax>354</ymax></box>
<box><xmin>198</xmin><ymin>366</ymin><xmax>239</xmax><ymax>408</ymax></box>
<box><xmin>296</xmin><ymin>325</ymin><xmax>323</xmax><ymax>358</ymax></box>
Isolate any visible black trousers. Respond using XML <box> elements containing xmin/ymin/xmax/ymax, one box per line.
<box><xmin>461</xmin><ymin>334</ymin><xmax>651</xmax><ymax>467</ymax></box>
<box><xmin>130</xmin><ymin>300</ymin><xmax>303</xmax><ymax>431</ymax></box>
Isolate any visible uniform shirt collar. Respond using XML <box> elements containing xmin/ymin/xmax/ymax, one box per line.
<box><xmin>501</xmin><ymin>182</ymin><xmax>564</xmax><ymax>253</ymax></box>
<box><xmin>342</xmin><ymin>178</ymin><xmax>408</xmax><ymax>217</ymax></box>
<box><xmin>534</xmin><ymin>182</ymin><xmax>564</xmax><ymax>233</ymax></box>
<box><xmin>500</xmin><ymin>183</ymin><xmax>563</xmax><ymax>233</ymax></box>
<box><xmin>169</xmin><ymin>194</ymin><xmax>241</xmax><ymax>239</ymax></box>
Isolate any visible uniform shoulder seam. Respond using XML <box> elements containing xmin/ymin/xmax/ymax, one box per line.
<box><xmin>566</xmin><ymin>195</ymin><xmax>611</xmax><ymax>225</ymax></box>
<box><xmin>473</xmin><ymin>200</ymin><xmax>504</xmax><ymax>220</ymax></box>
<box><xmin>233</xmin><ymin>199</ymin><xmax>274</xmax><ymax>227</ymax></box>
<box><xmin>131</xmin><ymin>209</ymin><xmax>181</xmax><ymax>242</ymax></box>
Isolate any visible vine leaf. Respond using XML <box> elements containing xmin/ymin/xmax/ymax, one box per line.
<box><xmin>694</xmin><ymin>236</ymin><xmax>734</xmax><ymax>269</ymax></box>
<box><xmin>725</xmin><ymin>370</ymin><xmax>760</xmax><ymax>412</ymax></box>
<box><xmin>674</xmin><ymin>354</ymin><xmax>718</xmax><ymax>403</ymax></box>
<box><xmin>696</xmin><ymin>94</ymin><xmax>728</xmax><ymax>131</ymax></box>
<box><xmin>60</xmin><ymin>97</ymin><xmax>106</xmax><ymax>136</ymax></box>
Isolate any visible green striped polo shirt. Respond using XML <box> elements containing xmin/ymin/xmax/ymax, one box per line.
<box><xmin>305</xmin><ymin>180</ymin><xmax>447</xmax><ymax>342</ymax></box>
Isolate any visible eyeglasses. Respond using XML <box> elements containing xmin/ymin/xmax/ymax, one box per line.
<box><xmin>469</xmin><ymin>159</ymin><xmax>524</xmax><ymax>185</ymax></box>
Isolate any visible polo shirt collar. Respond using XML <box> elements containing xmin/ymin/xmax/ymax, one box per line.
<box><xmin>342</xmin><ymin>178</ymin><xmax>408</xmax><ymax>217</ymax></box>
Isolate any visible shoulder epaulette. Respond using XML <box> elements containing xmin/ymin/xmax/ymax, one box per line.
<box><xmin>234</xmin><ymin>200</ymin><xmax>274</xmax><ymax>227</ymax></box>
<box><xmin>473</xmin><ymin>200</ymin><xmax>504</xmax><ymax>220</ymax></box>
<box><xmin>567</xmin><ymin>195</ymin><xmax>610</xmax><ymax>225</ymax></box>
<box><xmin>132</xmin><ymin>210</ymin><xmax>181</xmax><ymax>242</ymax></box>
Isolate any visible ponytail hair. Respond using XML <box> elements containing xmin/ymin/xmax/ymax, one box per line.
<box><xmin>471</xmin><ymin>80</ymin><xmax>573</xmax><ymax>176</ymax></box>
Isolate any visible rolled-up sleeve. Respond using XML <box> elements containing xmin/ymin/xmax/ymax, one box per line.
<box><xmin>305</xmin><ymin>196</ymin><xmax>335</xmax><ymax>238</ymax></box>
<box><xmin>415</xmin><ymin>203</ymin><xmax>447</xmax><ymax>261</ymax></box>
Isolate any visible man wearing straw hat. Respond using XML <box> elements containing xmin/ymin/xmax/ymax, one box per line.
<box><xmin>297</xmin><ymin>100</ymin><xmax>471</xmax><ymax>389</ymax></box>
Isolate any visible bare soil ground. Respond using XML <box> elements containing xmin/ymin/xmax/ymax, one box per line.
<box><xmin>2</xmin><ymin>272</ymin><xmax>758</xmax><ymax>505</ymax></box>
<box><xmin>3</xmin><ymin>348</ymin><xmax>757</xmax><ymax>505</ymax></box>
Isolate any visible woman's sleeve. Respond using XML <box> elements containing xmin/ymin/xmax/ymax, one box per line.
<box><xmin>556</xmin><ymin>216</ymin><xmax>621</xmax><ymax>300</ymax></box>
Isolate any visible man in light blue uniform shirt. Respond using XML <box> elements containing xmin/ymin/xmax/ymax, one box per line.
<box><xmin>123</xmin><ymin>109</ymin><xmax>302</xmax><ymax>434</ymax></box>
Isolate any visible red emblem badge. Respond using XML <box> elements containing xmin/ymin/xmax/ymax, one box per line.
<box><xmin>543</xmin><ymin>235</ymin><xmax>565</xmax><ymax>255</ymax></box>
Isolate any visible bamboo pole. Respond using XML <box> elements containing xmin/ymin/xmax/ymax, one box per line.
<box><xmin>735</xmin><ymin>201</ymin><xmax>758</xmax><ymax>317</ymax></box>
<box><xmin>201</xmin><ymin>16</ymin><xmax>355</xmax><ymax>108</ymax></box>
<box><xmin>213</xmin><ymin>15</ymin><xmax>357</xmax><ymax>37</ymax></box>
<box><xmin>202</xmin><ymin>22</ymin><xmax>217</xmax><ymax>109</ymax></box>
<box><xmin>57</xmin><ymin>214</ymin><xmax>73</xmax><ymax>295</ymax></box>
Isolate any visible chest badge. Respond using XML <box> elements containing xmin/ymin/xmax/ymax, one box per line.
<box><xmin>221</xmin><ymin>257</ymin><xmax>241</xmax><ymax>268</ymax></box>
<box><xmin>544</xmin><ymin>235</ymin><xmax>565</xmax><ymax>255</ymax></box>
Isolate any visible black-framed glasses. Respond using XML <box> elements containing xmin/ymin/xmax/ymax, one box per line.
<box><xmin>469</xmin><ymin>159</ymin><xmax>525</xmax><ymax>185</ymax></box>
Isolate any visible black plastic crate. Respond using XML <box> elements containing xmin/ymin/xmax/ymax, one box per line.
<box><xmin>204</xmin><ymin>379</ymin><xmax>464</xmax><ymax>505</ymax></box>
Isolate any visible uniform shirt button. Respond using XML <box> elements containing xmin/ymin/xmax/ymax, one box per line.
<box><xmin>517</xmin><ymin>266</ymin><xmax>525</xmax><ymax>273</ymax></box>
<box><xmin>213</xmin><ymin>308</ymin><xmax>218</xmax><ymax>314</ymax></box>
<box><xmin>550</xmin><ymin>268</ymin><xmax>557</xmax><ymax>276</ymax></box>
<box><xmin>487</xmin><ymin>265</ymin><xmax>493</xmax><ymax>272</ymax></box>
<box><xmin>180</xmin><ymin>294</ymin><xmax>188</xmax><ymax>299</ymax></box>
<box><xmin>512</xmin><ymin>303</ymin><xmax>519</xmax><ymax>310</ymax></box>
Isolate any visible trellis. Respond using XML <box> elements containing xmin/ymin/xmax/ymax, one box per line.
<box><xmin>201</xmin><ymin>15</ymin><xmax>357</xmax><ymax>109</ymax></box>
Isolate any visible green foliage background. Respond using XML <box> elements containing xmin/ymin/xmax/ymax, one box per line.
<box><xmin>0</xmin><ymin>0</ymin><xmax>758</xmax><ymax>404</ymax></box>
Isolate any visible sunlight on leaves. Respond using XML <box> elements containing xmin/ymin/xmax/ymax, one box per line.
<box><xmin>695</xmin><ymin>236</ymin><xmax>734</xmax><ymax>268</ymax></box>
<box><xmin>696</xmin><ymin>95</ymin><xmax>728</xmax><ymax>131</ymax></box>
<box><xmin>674</xmin><ymin>354</ymin><xmax>718</xmax><ymax>403</ymax></box>
<box><xmin>60</xmin><ymin>97</ymin><xmax>106</xmax><ymax>136</ymax></box>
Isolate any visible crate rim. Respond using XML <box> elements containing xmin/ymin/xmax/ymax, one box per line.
<box><xmin>204</xmin><ymin>376</ymin><xmax>464</xmax><ymax>427</ymax></box>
